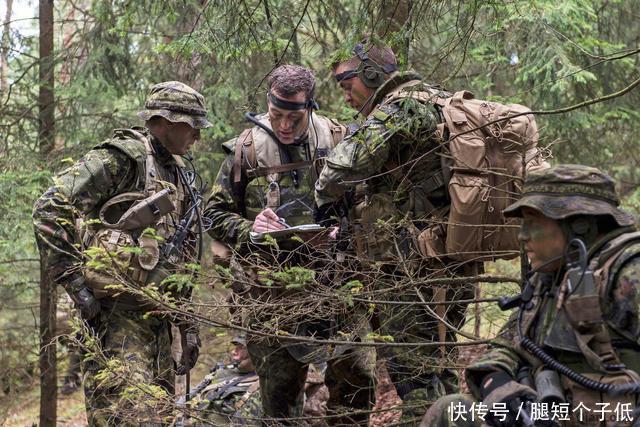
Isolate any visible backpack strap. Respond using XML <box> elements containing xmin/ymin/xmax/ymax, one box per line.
<box><xmin>233</xmin><ymin>129</ymin><xmax>254</xmax><ymax>184</ymax></box>
<box><xmin>233</xmin><ymin>375</ymin><xmax>260</xmax><ymax>410</ymax></box>
<box><xmin>382</xmin><ymin>80</ymin><xmax>450</xmax><ymax>109</ymax></box>
<box><xmin>328</xmin><ymin>119</ymin><xmax>347</xmax><ymax>148</ymax></box>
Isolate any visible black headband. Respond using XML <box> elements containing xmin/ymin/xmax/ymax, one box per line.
<box><xmin>335</xmin><ymin>69</ymin><xmax>358</xmax><ymax>82</ymax></box>
<box><xmin>267</xmin><ymin>92</ymin><xmax>314</xmax><ymax>110</ymax></box>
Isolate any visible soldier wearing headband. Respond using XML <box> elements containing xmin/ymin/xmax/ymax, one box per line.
<box><xmin>315</xmin><ymin>40</ymin><xmax>474</xmax><ymax>423</ymax></box>
<box><xmin>204</xmin><ymin>64</ymin><xmax>376</xmax><ymax>424</ymax></box>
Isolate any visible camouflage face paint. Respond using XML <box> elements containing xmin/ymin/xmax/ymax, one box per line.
<box><xmin>519</xmin><ymin>207</ymin><xmax>567</xmax><ymax>273</ymax></box>
<box><xmin>267</xmin><ymin>90</ymin><xmax>311</xmax><ymax>144</ymax></box>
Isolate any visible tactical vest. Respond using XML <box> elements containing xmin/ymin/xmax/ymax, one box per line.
<box><xmin>230</xmin><ymin>113</ymin><xmax>345</xmax><ymax>227</ymax></box>
<box><xmin>519</xmin><ymin>230</ymin><xmax>640</xmax><ymax>425</ymax></box>
<box><xmin>79</xmin><ymin>128</ymin><xmax>191</xmax><ymax>306</ymax></box>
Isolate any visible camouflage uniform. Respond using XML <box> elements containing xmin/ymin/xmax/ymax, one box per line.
<box><xmin>315</xmin><ymin>71</ymin><xmax>475</xmax><ymax>423</ymax></box>
<box><xmin>204</xmin><ymin>113</ymin><xmax>377</xmax><ymax>425</ymax></box>
<box><xmin>422</xmin><ymin>165</ymin><xmax>640</xmax><ymax>427</ymax></box>
<box><xmin>190</xmin><ymin>364</ymin><xmax>261</xmax><ymax>426</ymax></box>
<box><xmin>56</xmin><ymin>292</ymin><xmax>83</xmax><ymax>394</ymax></box>
<box><xmin>33</xmin><ymin>82</ymin><xmax>211</xmax><ymax>426</ymax></box>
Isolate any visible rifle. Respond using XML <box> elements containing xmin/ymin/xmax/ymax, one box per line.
<box><xmin>174</xmin><ymin>362</ymin><xmax>239</xmax><ymax>426</ymax></box>
<box><xmin>161</xmin><ymin>167</ymin><xmax>203</xmax><ymax>263</ymax></box>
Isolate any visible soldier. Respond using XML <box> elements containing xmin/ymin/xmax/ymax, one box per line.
<box><xmin>33</xmin><ymin>81</ymin><xmax>211</xmax><ymax>426</ymax></box>
<box><xmin>204</xmin><ymin>64</ymin><xmax>376</xmax><ymax>425</ymax></box>
<box><xmin>315</xmin><ymin>40</ymin><xmax>477</xmax><ymax>423</ymax></box>
<box><xmin>187</xmin><ymin>334</ymin><xmax>261</xmax><ymax>426</ymax></box>
<box><xmin>422</xmin><ymin>164</ymin><xmax>640</xmax><ymax>427</ymax></box>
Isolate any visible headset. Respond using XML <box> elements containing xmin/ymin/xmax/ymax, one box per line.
<box><xmin>335</xmin><ymin>43</ymin><xmax>398</xmax><ymax>89</ymax></box>
<box><xmin>353</xmin><ymin>43</ymin><xmax>386</xmax><ymax>88</ymax></box>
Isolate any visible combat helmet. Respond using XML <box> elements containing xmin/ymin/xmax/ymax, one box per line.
<box><xmin>138</xmin><ymin>81</ymin><xmax>212</xmax><ymax>129</ymax></box>
<box><xmin>504</xmin><ymin>164</ymin><xmax>635</xmax><ymax>227</ymax></box>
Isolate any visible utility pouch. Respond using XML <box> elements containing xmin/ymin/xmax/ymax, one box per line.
<box><xmin>417</xmin><ymin>223</ymin><xmax>446</xmax><ymax>259</ymax></box>
<box><xmin>100</xmin><ymin>187</ymin><xmax>176</xmax><ymax>231</ymax></box>
<box><xmin>352</xmin><ymin>193</ymin><xmax>400</xmax><ymax>261</ymax></box>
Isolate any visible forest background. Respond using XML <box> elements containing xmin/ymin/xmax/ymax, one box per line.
<box><xmin>0</xmin><ymin>0</ymin><xmax>639</xmax><ymax>425</ymax></box>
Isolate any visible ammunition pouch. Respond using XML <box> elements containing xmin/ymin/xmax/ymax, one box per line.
<box><xmin>99</xmin><ymin>187</ymin><xmax>175</xmax><ymax>231</ymax></box>
<box><xmin>84</xmin><ymin>188</ymin><xmax>178</xmax><ymax>302</ymax></box>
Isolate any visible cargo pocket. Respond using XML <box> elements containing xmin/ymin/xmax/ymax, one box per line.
<box><xmin>445</xmin><ymin>174</ymin><xmax>487</xmax><ymax>259</ymax></box>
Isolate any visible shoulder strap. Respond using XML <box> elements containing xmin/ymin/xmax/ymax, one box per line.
<box><xmin>97</xmin><ymin>128</ymin><xmax>148</xmax><ymax>191</ymax></box>
<box><xmin>127</xmin><ymin>128</ymin><xmax>157</xmax><ymax>195</ymax></box>
<box><xmin>596</xmin><ymin>231</ymin><xmax>640</xmax><ymax>268</ymax></box>
<box><xmin>233</xmin><ymin>376</ymin><xmax>260</xmax><ymax>410</ymax></box>
<box><xmin>233</xmin><ymin>129</ymin><xmax>254</xmax><ymax>184</ymax></box>
<box><xmin>329</xmin><ymin>121</ymin><xmax>346</xmax><ymax>147</ymax></box>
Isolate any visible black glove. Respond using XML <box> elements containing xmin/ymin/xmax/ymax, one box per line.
<box><xmin>70</xmin><ymin>287</ymin><xmax>101</xmax><ymax>320</ymax></box>
<box><xmin>482</xmin><ymin>372</ymin><xmax>537</xmax><ymax>427</ymax></box>
<box><xmin>176</xmin><ymin>327</ymin><xmax>200</xmax><ymax>375</ymax></box>
<box><xmin>313</xmin><ymin>201</ymin><xmax>342</xmax><ymax>227</ymax></box>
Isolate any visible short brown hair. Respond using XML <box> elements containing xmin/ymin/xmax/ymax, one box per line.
<box><xmin>267</xmin><ymin>65</ymin><xmax>315</xmax><ymax>100</ymax></box>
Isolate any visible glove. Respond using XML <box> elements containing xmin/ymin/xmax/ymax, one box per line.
<box><xmin>176</xmin><ymin>327</ymin><xmax>200</xmax><ymax>375</ymax></box>
<box><xmin>313</xmin><ymin>202</ymin><xmax>343</xmax><ymax>227</ymax></box>
<box><xmin>70</xmin><ymin>287</ymin><xmax>101</xmax><ymax>320</ymax></box>
<box><xmin>482</xmin><ymin>373</ymin><xmax>537</xmax><ymax>427</ymax></box>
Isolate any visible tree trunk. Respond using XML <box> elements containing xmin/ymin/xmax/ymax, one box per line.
<box><xmin>377</xmin><ymin>0</ymin><xmax>412</xmax><ymax>65</ymax></box>
<box><xmin>1</xmin><ymin>0</ymin><xmax>13</xmax><ymax>93</ymax></box>
<box><xmin>39</xmin><ymin>0</ymin><xmax>56</xmax><ymax>425</ymax></box>
<box><xmin>38</xmin><ymin>0</ymin><xmax>54</xmax><ymax>154</ymax></box>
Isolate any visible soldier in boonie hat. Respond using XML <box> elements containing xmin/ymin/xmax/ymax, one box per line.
<box><xmin>138</xmin><ymin>81</ymin><xmax>212</xmax><ymax>129</ymax></box>
<box><xmin>421</xmin><ymin>167</ymin><xmax>639</xmax><ymax>426</ymax></box>
<box><xmin>503</xmin><ymin>163</ymin><xmax>635</xmax><ymax>227</ymax></box>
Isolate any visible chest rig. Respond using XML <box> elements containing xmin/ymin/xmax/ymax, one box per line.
<box><xmin>232</xmin><ymin>113</ymin><xmax>345</xmax><ymax>226</ymax></box>
<box><xmin>81</xmin><ymin>128</ymin><xmax>190</xmax><ymax>300</ymax></box>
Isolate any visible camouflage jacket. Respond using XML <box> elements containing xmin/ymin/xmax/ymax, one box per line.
<box><xmin>465</xmin><ymin>229</ymin><xmax>640</xmax><ymax>400</ymax></box>
<box><xmin>314</xmin><ymin>71</ymin><xmax>448</xmax><ymax>213</ymax></box>
<box><xmin>193</xmin><ymin>367</ymin><xmax>261</xmax><ymax>426</ymax></box>
<box><xmin>32</xmin><ymin>127</ymin><xmax>186</xmax><ymax>296</ymax></box>
<box><xmin>204</xmin><ymin>113</ymin><xmax>344</xmax><ymax>250</ymax></box>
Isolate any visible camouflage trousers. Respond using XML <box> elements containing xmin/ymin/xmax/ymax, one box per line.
<box><xmin>82</xmin><ymin>305</ymin><xmax>174</xmax><ymax>426</ymax></box>
<box><xmin>374</xmin><ymin>267</ymin><xmax>476</xmax><ymax>426</ymax></box>
<box><xmin>247</xmin><ymin>335</ymin><xmax>376</xmax><ymax>426</ymax></box>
